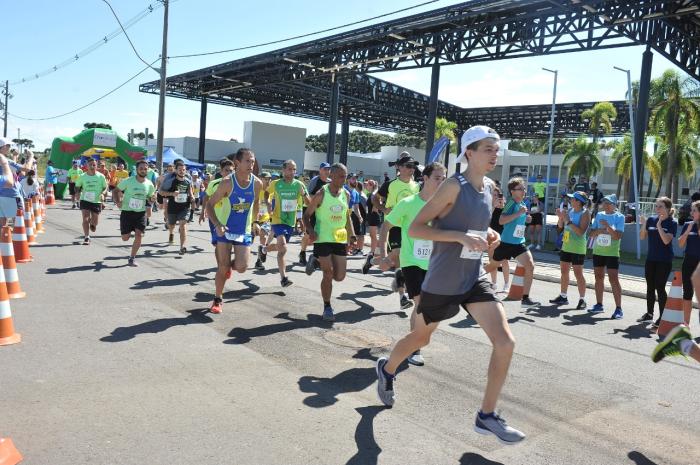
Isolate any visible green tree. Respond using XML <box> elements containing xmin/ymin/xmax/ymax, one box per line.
<box><xmin>562</xmin><ymin>136</ymin><xmax>603</xmax><ymax>178</ymax></box>
<box><xmin>83</xmin><ymin>122</ymin><xmax>112</xmax><ymax>129</ymax></box>
<box><xmin>580</xmin><ymin>101</ymin><xmax>617</xmax><ymax>143</ymax></box>
<box><xmin>434</xmin><ymin>117</ymin><xmax>457</xmax><ymax>153</ymax></box>
<box><xmin>654</xmin><ymin>132</ymin><xmax>700</xmax><ymax>198</ymax></box>
<box><xmin>610</xmin><ymin>135</ymin><xmax>659</xmax><ymax>199</ymax></box>
<box><xmin>11</xmin><ymin>138</ymin><xmax>34</xmax><ymax>152</ymax></box>
<box><xmin>649</xmin><ymin>69</ymin><xmax>700</xmax><ymax>201</ymax></box>
<box><xmin>393</xmin><ymin>133</ymin><xmax>424</xmax><ymax>149</ymax></box>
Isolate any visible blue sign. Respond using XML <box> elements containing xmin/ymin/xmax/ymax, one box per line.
<box><xmin>428</xmin><ymin>136</ymin><xmax>450</xmax><ymax>164</ymax></box>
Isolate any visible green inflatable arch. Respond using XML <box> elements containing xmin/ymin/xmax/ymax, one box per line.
<box><xmin>49</xmin><ymin>128</ymin><xmax>147</xmax><ymax>199</ymax></box>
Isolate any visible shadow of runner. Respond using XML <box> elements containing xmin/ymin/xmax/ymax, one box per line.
<box><xmin>345</xmin><ymin>406</ymin><xmax>384</xmax><ymax>465</ymax></box>
<box><xmin>223</xmin><ymin>312</ymin><xmax>325</xmax><ymax>345</ymax></box>
<box><xmin>523</xmin><ymin>304</ymin><xmax>573</xmax><ymax>319</ymax></box>
<box><xmin>561</xmin><ymin>312</ymin><xmax>605</xmax><ymax>326</ymax></box>
<box><xmin>100</xmin><ymin>309</ymin><xmax>213</xmax><ymax>342</ymax></box>
<box><xmin>612</xmin><ymin>323</ymin><xmax>655</xmax><ymax>340</ymax></box>
<box><xmin>46</xmin><ymin>261</ymin><xmax>127</xmax><ymax>274</ymax></box>
<box><xmin>131</xmin><ymin>266</ymin><xmax>217</xmax><ymax>290</ymax></box>
<box><xmin>193</xmin><ymin>279</ymin><xmax>285</xmax><ymax>304</ymax></box>
<box><xmin>459</xmin><ymin>452</ymin><xmax>506</xmax><ymax>465</ymax></box>
<box><xmin>627</xmin><ymin>451</ymin><xmax>659</xmax><ymax>465</ymax></box>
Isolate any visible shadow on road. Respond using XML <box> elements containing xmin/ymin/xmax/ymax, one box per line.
<box><xmin>450</xmin><ymin>314</ymin><xmax>534</xmax><ymax>329</ymax></box>
<box><xmin>46</xmin><ymin>261</ymin><xmax>128</xmax><ymax>273</ymax></box>
<box><xmin>193</xmin><ymin>279</ymin><xmax>285</xmax><ymax>303</ymax></box>
<box><xmin>627</xmin><ymin>451</ymin><xmax>659</xmax><ymax>465</ymax></box>
<box><xmin>561</xmin><ymin>312</ymin><xmax>606</xmax><ymax>326</ymax></box>
<box><xmin>459</xmin><ymin>452</ymin><xmax>506</xmax><ymax>465</ymax></box>
<box><xmin>345</xmin><ymin>406</ymin><xmax>384</xmax><ymax>465</ymax></box>
<box><xmin>612</xmin><ymin>323</ymin><xmax>654</xmax><ymax>340</ymax></box>
<box><xmin>100</xmin><ymin>309</ymin><xmax>213</xmax><ymax>342</ymax></box>
<box><xmin>131</xmin><ymin>266</ymin><xmax>217</xmax><ymax>290</ymax></box>
<box><xmin>523</xmin><ymin>304</ymin><xmax>573</xmax><ymax>319</ymax></box>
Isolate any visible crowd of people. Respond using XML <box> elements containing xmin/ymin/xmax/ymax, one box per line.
<box><xmin>7</xmin><ymin>123</ymin><xmax>700</xmax><ymax>447</ymax></box>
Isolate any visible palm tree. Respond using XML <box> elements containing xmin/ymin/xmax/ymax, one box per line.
<box><xmin>434</xmin><ymin>117</ymin><xmax>458</xmax><ymax>153</ymax></box>
<box><xmin>562</xmin><ymin>136</ymin><xmax>603</xmax><ymax>178</ymax></box>
<box><xmin>649</xmin><ymin>69</ymin><xmax>700</xmax><ymax>201</ymax></box>
<box><xmin>581</xmin><ymin>101</ymin><xmax>618</xmax><ymax>143</ymax></box>
<box><xmin>610</xmin><ymin>135</ymin><xmax>659</xmax><ymax>199</ymax></box>
<box><xmin>654</xmin><ymin>132</ymin><xmax>700</xmax><ymax>197</ymax></box>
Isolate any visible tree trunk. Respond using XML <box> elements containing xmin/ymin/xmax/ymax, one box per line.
<box><xmin>655</xmin><ymin>178</ymin><xmax>663</xmax><ymax>199</ymax></box>
<box><xmin>615</xmin><ymin>176</ymin><xmax>623</xmax><ymax>199</ymax></box>
<box><xmin>646</xmin><ymin>178</ymin><xmax>654</xmax><ymax>199</ymax></box>
<box><xmin>672</xmin><ymin>175</ymin><xmax>680</xmax><ymax>204</ymax></box>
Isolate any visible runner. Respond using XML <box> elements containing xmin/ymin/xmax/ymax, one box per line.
<box><xmin>303</xmin><ymin>163</ymin><xmax>356</xmax><ymax>321</ymax></box>
<box><xmin>75</xmin><ymin>158</ymin><xmax>108</xmax><ymax>245</ymax></box>
<box><xmin>375</xmin><ymin>126</ymin><xmax>525</xmax><ymax>444</ymax></box>
<box><xmin>160</xmin><ymin>161</ymin><xmax>195</xmax><ymax>254</ymax></box>
<box><xmin>110</xmin><ymin>161</ymin><xmax>129</xmax><ymax>204</ymax></box>
<box><xmin>156</xmin><ymin>163</ymin><xmax>175</xmax><ymax>228</ymax></box>
<box><xmin>484</xmin><ymin>177</ymin><xmax>540</xmax><ymax>308</ymax></box>
<box><xmin>253</xmin><ymin>172</ymin><xmax>272</xmax><ymax>270</ymax></box>
<box><xmin>261</xmin><ymin>159</ymin><xmax>309</xmax><ymax>287</ymax></box>
<box><xmin>112</xmin><ymin>160</ymin><xmax>156</xmax><ymax>266</ymax></box>
<box><xmin>363</xmin><ymin>179</ymin><xmax>382</xmax><ymax>273</ymax></box>
<box><xmin>587</xmin><ymin>194</ymin><xmax>625</xmax><ymax>319</ymax></box>
<box><xmin>67</xmin><ymin>160</ymin><xmax>83</xmax><ymax>209</ymax></box>
<box><xmin>368</xmin><ymin>153</ymin><xmax>420</xmax><ymax>309</ymax></box>
<box><xmin>189</xmin><ymin>171</ymin><xmax>202</xmax><ymax>222</ymax></box>
<box><xmin>527</xmin><ymin>194</ymin><xmax>544</xmax><ymax>250</ymax></box>
<box><xmin>200</xmin><ymin>159</ymin><xmax>235</xmax><ymax>273</ymax></box>
<box><xmin>299</xmin><ymin>162</ymin><xmax>330</xmax><ymax>266</ymax></box>
<box><xmin>488</xmin><ymin>186</ymin><xmax>510</xmax><ymax>291</ymax></box>
<box><xmin>347</xmin><ymin>173</ymin><xmax>366</xmax><ymax>255</ymax></box>
<box><xmin>549</xmin><ymin>191</ymin><xmax>590</xmax><ymax>309</ymax></box>
<box><xmin>376</xmin><ymin>162</ymin><xmax>446</xmax><ymax>365</ymax></box>
<box><xmin>679</xmin><ymin>200</ymin><xmax>700</xmax><ymax>326</ymax></box>
<box><xmin>205</xmin><ymin>149</ymin><xmax>262</xmax><ymax>314</ymax></box>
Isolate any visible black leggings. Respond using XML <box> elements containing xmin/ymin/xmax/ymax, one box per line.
<box><xmin>682</xmin><ymin>256</ymin><xmax>700</xmax><ymax>301</ymax></box>
<box><xmin>645</xmin><ymin>260</ymin><xmax>672</xmax><ymax>316</ymax></box>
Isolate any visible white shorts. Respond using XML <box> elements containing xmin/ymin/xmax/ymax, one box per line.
<box><xmin>0</xmin><ymin>196</ymin><xmax>19</xmax><ymax>219</ymax></box>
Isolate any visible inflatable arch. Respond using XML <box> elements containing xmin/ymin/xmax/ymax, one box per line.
<box><xmin>49</xmin><ymin>128</ymin><xmax>147</xmax><ymax>199</ymax></box>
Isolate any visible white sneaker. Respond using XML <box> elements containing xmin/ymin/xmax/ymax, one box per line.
<box><xmin>535</xmin><ymin>245</ymin><xmax>541</xmax><ymax>250</ymax></box>
<box><xmin>501</xmin><ymin>281</ymin><xmax>510</xmax><ymax>292</ymax></box>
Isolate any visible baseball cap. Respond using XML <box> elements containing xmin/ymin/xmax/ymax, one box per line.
<box><xmin>457</xmin><ymin>126</ymin><xmax>500</xmax><ymax>163</ymax></box>
<box><xmin>260</xmin><ymin>172</ymin><xmax>271</xmax><ymax>178</ymax></box>
<box><xmin>388</xmin><ymin>154</ymin><xmax>418</xmax><ymax>168</ymax></box>
<box><xmin>72</xmin><ymin>160</ymin><xmax>79</xmax><ymax>165</ymax></box>
<box><xmin>348</xmin><ymin>172</ymin><xmax>357</xmax><ymax>178</ymax></box>
<box><xmin>602</xmin><ymin>194</ymin><xmax>617</xmax><ymax>204</ymax></box>
<box><xmin>319</xmin><ymin>162</ymin><xmax>331</xmax><ymax>169</ymax></box>
<box><xmin>567</xmin><ymin>191</ymin><xmax>589</xmax><ymax>204</ymax></box>
<box><xmin>0</xmin><ymin>137</ymin><xmax>11</xmax><ymax>148</ymax></box>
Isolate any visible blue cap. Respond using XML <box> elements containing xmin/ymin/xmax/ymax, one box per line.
<box><xmin>602</xmin><ymin>194</ymin><xmax>617</xmax><ymax>204</ymax></box>
<box><xmin>566</xmin><ymin>191</ymin><xmax>589</xmax><ymax>204</ymax></box>
<box><xmin>319</xmin><ymin>162</ymin><xmax>331</xmax><ymax>169</ymax></box>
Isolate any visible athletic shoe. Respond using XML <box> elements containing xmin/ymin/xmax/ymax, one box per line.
<box><xmin>652</xmin><ymin>324</ymin><xmax>692</xmax><ymax>363</ymax></box>
<box><xmin>400</xmin><ymin>294</ymin><xmax>413</xmax><ymax>310</ymax></box>
<box><xmin>637</xmin><ymin>313</ymin><xmax>653</xmax><ymax>322</ymax></box>
<box><xmin>587</xmin><ymin>303</ymin><xmax>605</xmax><ymax>314</ymax></box>
<box><xmin>72</xmin><ymin>203</ymin><xmax>77</xmax><ymax>209</ymax></box>
<box><xmin>549</xmin><ymin>295</ymin><xmax>568</xmax><ymax>305</ymax></box>
<box><xmin>258</xmin><ymin>245</ymin><xmax>267</xmax><ymax>263</ymax></box>
<box><xmin>375</xmin><ymin>357</ymin><xmax>395</xmax><ymax>407</ymax></box>
<box><xmin>535</xmin><ymin>244</ymin><xmax>541</xmax><ymax>250</ymax></box>
<box><xmin>501</xmin><ymin>281</ymin><xmax>510</xmax><ymax>292</ymax></box>
<box><xmin>305</xmin><ymin>254</ymin><xmax>318</xmax><ymax>276</ymax></box>
<box><xmin>521</xmin><ymin>297</ymin><xmax>541</xmax><ymax>309</ymax></box>
<box><xmin>652</xmin><ymin>318</ymin><xmax>661</xmax><ymax>329</ymax></box>
<box><xmin>576</xmin><ymin>299</ymin><xmax>587</xmax><ymax>310</ymax></box>
<box><xmin>362</xmin><ymin>254</ymin><xmax>373</xmax><ymax>274</ymax></box>
<box><xmin>527</xmin><ymin>244</ymin><xmax>534</xmax><ymax>249</ymax></box>
<box><xmin>281</xmin><ymin>276</ymin><xmax>292</xmax><ymax>287</ymax></box>
<box><xmin>611</xmin><ymin>307</ymin><xmax>623</xmax><ymax>320</ymax></box>
<box><xmin>179</xmin><ymin>247</ymin><xmax>187</xmax><ymax>255</ymax></box>
<box><xmin>298</xmin><ymin>250</ymin><xmax>306</xmax><ymax>266</ymax></box>
<box><xmin>255</xmin><ymin>259</ymin><xmax>265</xmax><ymax>271</ymax></box>
<box><xmin>407</xmin><ymin>350</ymin><xmax>424</xmax><ymax>366</ymax></box>
<box><xmin>128</xmin><ymin>257</ymin><xmax>138</xmax><ymax>267</ymax></box>
<box><xmin>168</xmin><ymin>233</ymin><xmax>174</xmax><ymax>245</ymax></box>
<box><xmin>210</xmin><ymin>297</ymin><xmax>223</xmax><ymax>314</ymax></box>
<box><xmin>474</xmin><ymin>411</ymin><xmax>526</xmax><ymax>445</ymax></box>
<box><xmin>322</xmin><ymin>305</ymin><xmax>335</xmax><ymax>322</ymax></box>
<box><xmin>83</xmin><ymin>236</ymin><xmax>90</xmax><ymax>245</ymax></box>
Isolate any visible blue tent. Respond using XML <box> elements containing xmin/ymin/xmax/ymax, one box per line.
<box><xmin>146</xmin><ymin>147</ymin><xmax>204</xmax><ymax>168</ymax></box>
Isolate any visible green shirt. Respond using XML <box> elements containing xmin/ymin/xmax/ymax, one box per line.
<box><xmin>561</xmin><ymin>208</ymin><xmax>588</xmax><ymax>255</ymax></box>
<box><xmin>386</xmin><ymin>194</ymin><xmax>430</xmax><ymax>270</ymax></box>
<box><xmin>117</xmin><ymin>177</ymin><xmax>155</xmax><ymax>212</ymax></box>
<box><xmin>75</xmin><ymin>172</ymin><xmax>107</xmax><ymax>204</ymax></box>
<box><xmin>267</xmin><ymin>178</ymin><xmax>306</xmax><ymax>227</ymax></box>
<box><xmin>379</xmin><ymin>177</ymin><xmax>420</xmax><ymax>209</ymax></box>
<box><xmin>532</xmin><ymin>181</ymin><xmax>546</xmax><ymax>198</ymax></box>
<box><xmin>314</xmin><ymin>185</ymin><xmax>349</xmax><ymax>243</ymax></box>
<box><xmin>67</xmin><ymin>168</ymin><xmax>83</xmax><ymax>183</ymax></box>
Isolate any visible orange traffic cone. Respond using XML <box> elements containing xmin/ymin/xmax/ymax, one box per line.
<box><xmin>12</xmin><ymin>209</ymin><xmax>32</xmax><ymax>264</ymax></box>
<box><xmin>33</xmin><ymin>197</ymin><xmax>44</xmax><ymax>234</ymax></box>
<box><xmin>657</xmin><ymin>271</ymin><xmax>684</xmax><ymax>337</ymax></box>
<box><xmin>40</xmin><ymin>194</ymin><xmax>47</xmax><ymax>223</ymax></box>
<box><xmin>0</xmin><ymin>259</ymin><xmax>20</xmax><ymax>346</ymax></box>
<box><xmin>23</xmin><ymin>200</ymin><xmax>36</xmax><ymax>246</ymax></box>
<box><xmin>506</xmin><ymin>263</ymin><xmax>525</xmax><ymax>301</ymax></box>
<box><xmin>0</xmin><ymin>437</ymin><xmax>23</xmax><ymax>464</ymax></box>
<box><xmin>45</xmin><ymin>182</ymin><xmax>55</xmax><ymax>205</ymax></box>
<box><xmin>1</xmin><ymin>227</ymin><xmax>25</xmax><ymax>299</ymax></box>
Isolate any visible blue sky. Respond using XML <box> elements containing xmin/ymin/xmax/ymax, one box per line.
<box><xmin>3</xmin><ymin>0</ymin><xmax>689</xmax><ymax>150</ymax></box>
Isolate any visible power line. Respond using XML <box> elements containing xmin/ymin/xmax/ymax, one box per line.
<box><xmin>168</xmin><ymin>0</ymin><xmax>440</xmax><ymax>59</ymax></box>
<box><xmin>102</xmin><ymin>0</ymin><xmax>160</xmax><ymax>72</ymax></box>
<box><xmin>5</xmin><ymin>2</ymin><xmax>164</xmax><ymax>85</ymax></box>
<box><xmin>8</xmin><ymin>58</ymin><xmax>159</xmax><ymax>121</ymax></box>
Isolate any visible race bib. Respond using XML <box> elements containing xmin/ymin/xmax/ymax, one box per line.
<box><xmin>514</xmin><ymin>224</ymin><xmax>526</xmax><ymax>239</ymax></box>
<box><xmin>84</xmin><ymin>191</ymin><xmax>96</xmax><ymax>202</ymax></box>
<box><xmin>128</xmin><ymin>198</ymin><xmax>144</xmax><ymax>210</ymax></box>
<box><xmin>563</xmin><ymin>230</ymin><xmax>570</xmax><ymax>243</ymax></box>
<box><xmin>175</xmin><ymin>193</ymin><xmax>188</xmax><ymax>203</ymax></box>
<box><xmin>596</xmin><ymin>234</ymin><xmax>611</xmax><ymax>247</ymax></box>
<box><xmin>333</xmin><ymin>227</ymin><xmax>348</xmax><ymax>243</ymax></box>
<box><xmin>460</xmin><ymin>230</ymin><xmax>487</xmax><ymax>260</ymax></box>
<box><xmin>413</xmin><ymin>239</ymin><xmax>432</xmax><ymax>260</ymax></box>
<box><xmin>281</xmin><ymin>199</ymin><xmax>297</xmax><ymax>212</ymax></box>
<box><xmin>224</xmin><ymin>232</ymin><xmax>246</xmax><ymax>242</ymax></box>
<box><xmin>531</xmin><ymin>206</ymin><xmax>539</xmax><ymax>213</ymax></box>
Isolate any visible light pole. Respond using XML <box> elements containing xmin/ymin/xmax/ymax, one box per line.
<box><xmin>155</xmin><ymin>0</ymin><xmax>169</xmax><ymax>174</ymax></box>
<box><xmin>614</xmin><ymin>65</ymin><xmax>641</xmax><ymax>259</ymax></box>
<box><xmin>542</xmin><ymin>68</ymin><xmax>558</xmax><ymax>247</ymax></box>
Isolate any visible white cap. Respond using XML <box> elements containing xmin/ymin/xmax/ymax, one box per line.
<box><xmin>0</xmin><ymin>136</ymin><xmax>11</xmax><ymax>148</ymax></box>
<box><xmin>457</xmin><ymin>126</ymin><xmax>500</xmax><ymax>163</ymax></box>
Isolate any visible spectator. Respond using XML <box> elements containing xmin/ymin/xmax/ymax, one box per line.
<box><xmin>679</xmin><ymin>190</ymin><xmax>700</xmax><ymax>224</ymax></box>
<box><xmin>573</xmin><ymin>175</ymin><xmax>590</xmax><ymax>194</ymax></box>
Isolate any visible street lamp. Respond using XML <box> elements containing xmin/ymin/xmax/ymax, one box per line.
<box><xmin>542</xmin><ymin>67</ymin><xmax>558</xmax><ymax>247</ymax></box>
<box><xmin>614</xmin><ymin>65</ymin><xmax>641</xmax><ymax>259</ymax></box>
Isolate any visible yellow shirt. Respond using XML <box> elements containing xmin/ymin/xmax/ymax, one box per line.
<box><xmin>111</xmin><ymin>169</ymin><xmax>129</xmax><ymax>186</ymax></box>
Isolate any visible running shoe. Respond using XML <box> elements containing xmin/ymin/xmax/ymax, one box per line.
<box><xmin>259</xmin><ymin>245</ymin><xmax>267</xmax><ymax>263</ymax></box>
<box><xmin>375</xmin><ymin>357</ymin><xmax>395</xmax><ymax>407</ymax></box>
<box><xmin>637</xmin><ymin>313</ymin><xmax>653</xmax><ymax>322</ymax></box>
<box><xmin>400</xmin><ymin>294</ymin><xmax>413</xmax><ymax>310</ymax></box>
<box><xmin>305</xmin><ymin>254</ymin><xmax>318</xmax><ymax>276</ymax></box>
<box><xmin>588</xmin><ymin>303</ymin><xmax>605</xmax><ymax>314</ymax></box>
<box><xmin>611</xmin><ymin>307</ymin><xmax>623</xmax><ymax>320</ymax></box>
<box><xmin>362</xmin><ymin>254</ymin><xmax>373</xmax><ymax>274</ymax></box>
<box><xmin>298</xmin><ymin>250</ymin><xmax>306</xmax><ymax>266</ymax></box>
<box><xmin>255</xmin><ymin>259</ymin><xmax>265</xmax><ymax>271</ymax></box>
<box><xmin>407</xmin><ymin>350</ymin><xmax>425</xmax><ymax>366</ymax></box>
<box><xmin>501</xmin><ymin>281</ymin><xmax>510</xmax><ymax>293</ymax></box>
<box><xmin>651</xmin><ymin>318</ymin><xmax>661</xmax><ymax>329</ymax></box>
<box><xmin>210</xmin><ymin>297</ymin><xmax>223</xmax><ymax>314</ymax></box>
<box><xmin>83</xmin><ymin>236</ymin><xmax>90</xmax><ymax>245</ymax></box>
<box><xmin>549</xmin><ymin>295</ymin><xmax>568</xmax><ymax>305</ymax></box>
<box><xmin>535</xmin><ymin>244</ymin><xmax>541</xmax><ymax>250</ymax></box>
<box><xmin>179</xmin><ymin>247</ymin><xmax>187</xmax><ymax>255</ymax></box>
<box><xmin>474</xmin><ymin>411</ymin><xmax>526</xmax><ymax>445</ymax></box>
<box><xmin>128</xmin><ymin>257</ymin><xmax>138</xmax><ymax>267</ymax></box>
<box><xmin>652</xmin><ymin>324</ymin><xmax>692</xmax><ymax>363</ymax></box>
<box><xmin>322</xmin><ymin>305</ymin><xmax>335</xmax><ymax>322</ymax></box>
<box><xmin>281</xmin><ymin>276</ymin><xmax>292</xmax><ymax>287</ymax></box>
<box><xmin>521</xmin><ymin>297</ymin><xmax>541</xmax><ymax>309</ymax></box>
<box><xmin>72</xmin><ymin>203</ymin><xmax>77</xmax><ymax>209</ymax></box>
<box><xmin>168</xmin><ymin>233</ymin><xmax>174</xmax><ymax>245</ymax></box>
<box><xmin>576</xmin><ymin>298</ymin><xmax>587</xmax><ymax>310</ymax></box>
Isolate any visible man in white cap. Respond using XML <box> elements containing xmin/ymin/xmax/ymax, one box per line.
<box><xmin>376</xmin><ymin>125</ymin><xmax>526</xmax><ymax>445</ymax></box>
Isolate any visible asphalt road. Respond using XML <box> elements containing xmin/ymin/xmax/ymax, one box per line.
<box><xmin>2</xmin><ymin>202</ymin><xmax>699</xmax><ymax>465</ymax></box>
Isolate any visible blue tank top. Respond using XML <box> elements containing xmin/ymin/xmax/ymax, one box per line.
<box><xmin>500</xmin><ymin>200</ymin><xmax>527</xmax><ymax>245</ymax></box>
<box><xmin>225</xmin><ymin>174</ymin><xmax>256</xmax><ymax>237</ymax></box>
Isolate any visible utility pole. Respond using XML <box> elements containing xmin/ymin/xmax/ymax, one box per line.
<box><xmin>2</xmin><ymin>81</ymin><xmax>8</xmax><ymax>137</ymax></box>
<box><xmin>155</xmin><ymin>0</ymin><xmax>169</xmax><ymax>174</ymax></box>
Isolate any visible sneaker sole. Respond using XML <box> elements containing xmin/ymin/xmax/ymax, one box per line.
<box><xmin>521</xmin><ymin>302</ymin><xmax>541</xmax><ymax>309</ymax></box>
<box><xmin>407</xmin><ymin>357</ymin><xmax>424</xmax><ymax>367</ymax></box>
<box><xmin>473</xmin><ymin>425</ymin><xmax>524</xmax><ymax>446</ymax></box>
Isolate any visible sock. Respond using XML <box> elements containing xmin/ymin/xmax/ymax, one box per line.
<box><xmin>579</xmin><ymin>294</ymin><xmax>586</xmax><ymax>300</ymax></box>
<box><xmin>382</xmin><ymin>365</ymin><xmax>395</xmax><ymax>379</ymax></box>
<box><xmin>262</xmin><ymin>246</ymin><xmax>267</xmax><ymax>254</ymax></box>
<box><xmin>560</xmin><ymin>293</ymin><xmax>567</xmax><ymax>298</ymax></box>
<box><xmin>403</xmin><ymin>293</ymin><xmax>409</xmax><ymax>300</ymax></box>
<box><xmin>323</xmin><ymin>301</ymin><xmax>331</xmax><ymax>307</ymax></box>
<box><xmin>478</xmin><ymin>410</ymin><xmax>494</xmax><ymax>419</ymax></box>
<box><xmin>679</xmin><ymin>339</ymin><xmax>693</xmax><ymax>355</ymax></box>
<box><xmin>522</xmin><ymin>294</ymin><xmax>529</xmax><ymax>300</ymax></box>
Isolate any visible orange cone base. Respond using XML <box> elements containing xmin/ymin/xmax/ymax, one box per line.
<box><xmin>7</xmin><ymin>291</ymin><xmax>26</xmax><ymax>299</ymax></box>
<box><xmin>0</xmin><ymin>437</ymin><xmax>23</xmax><ymax>464</ymax></box>
<box><xmin>14</xmin><ymin>257</ymin><xmax>32</xmax><ymax>264</ymax></box>
<box><xmin>0</xmin><ymin>332</ymin><xmax>21</xmax><ymax>346</ymax></box>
